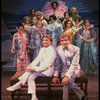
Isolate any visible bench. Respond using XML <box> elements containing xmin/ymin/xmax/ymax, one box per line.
<box><xmin>9</xmin><ymin>71</ymin><xmax>88</xmax><ymax>100</ymax></box>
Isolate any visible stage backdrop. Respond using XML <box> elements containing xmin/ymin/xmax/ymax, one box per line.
<box><xmin>1</xmin><ymin>0</ymin><xmax>99</xmax><ymax>13</ymax></box>
<box><xmin>1</xmin><ymin>0</ymin><xmax>99</xmax><ymax>72</ymax></box>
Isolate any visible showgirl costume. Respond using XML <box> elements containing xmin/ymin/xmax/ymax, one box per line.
<box><xmin>42</xmin><ymin>0</ymin><xmax>68</xmax><ymax>20</ymax></box>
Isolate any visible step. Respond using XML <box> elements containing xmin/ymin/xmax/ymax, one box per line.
<box><xmin>5</xmin><ymin>21</ymin><xmax>23</xmax><ymax>26</ymax></box>
<box><xmin>2</xmin><ymin>62</ymin><xmax>16</xmax><ymax>71</ymax></box>
<box><xmin>8</xmin><ymin>25</ymin><xmax>16</xmax><ymax>29</ymax></box>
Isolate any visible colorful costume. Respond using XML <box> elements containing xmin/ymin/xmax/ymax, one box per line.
<box><xmin>11</xmin><ymin>32</ymin><xmax>30</xmax><ymax>71</ymax></box>
<box><xmin>28</xmin><ymin>25</ymin><xmax>47</xmax><ymax>61</ymax></box>
<box><xmin>47</xmin><ymin>21</ymin><xmax>63</xmax><ymax>48</ymax></box>
<box><xmin>74</xmin><ymin>25</ymin><xmax>98</xmax><ymax>75</ymax></box>
<box><xmin>42</xmin><ymin>0</ymin><xmax>68</xmax><ymax>20</ymax></box>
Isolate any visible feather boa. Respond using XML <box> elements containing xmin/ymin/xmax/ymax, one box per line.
<box><xmin>42</xmin><ymin>0</ymin><xmax>68</xmax><ymax>19</ymax></box>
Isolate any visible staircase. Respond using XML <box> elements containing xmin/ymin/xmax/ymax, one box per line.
<box><xmin>2</xmin><ymin>13</ymin><xmax>27</xmax><ymax>36</ymax></box>
<box><xmin>2</xmin><ymin>13</ymin><xmax>27</xmax><ymax>71</ymax></box>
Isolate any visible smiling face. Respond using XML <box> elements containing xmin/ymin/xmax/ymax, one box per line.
<box><xmin>36</xmin><ymin>21</ymin><xmax>43</xmax><ymax>28</ymax></box>
<box><xmin>64</xmin><ymin>20</ymin><xmax>72</xmax><ymax>29</ymax></box>
<box><xmin>75</xmin><ymin>19</ymin><xmax>80</xmax><ymax>25</ymax></box>
<box><xmin>84</xmin><ymin>20</ymin><xmax>91</xmax><ymax>27</ymax></box>
<box><xmin>71</xmin><ymin>7</ymin><xmax>78</xmax><ymax>15</ymax></box>
<box><xmin>43</xmin><ymin>38</ymin><xmax>51</xmax><ymax>47</ymax></box>
<box><xmin>66</xmin><ymin>22</ymin><xmax>72</xmax><ymax>28</ymax></box>
<box><xmin>51</xmin><ymin>2</ymin><xmax>58</xmax><ymax>10</ymax></box>
<box><xmin>17</xmin><ymin>24</ymin><xmax>24</xmax><ymax>32</ymax></box>
<box><xmin>24</xmin><ymin>17</ymin><xmax>31</xmax><ymax>24</ymax></box>
<box><xmin>42</xmin><ymin>34</ymin><xmax>52</xmax><ymax>47</ymax></box>
<box><xmin>60</xmin><ymin>34</ymin><xmax>70</xmax><ymax>48</ymax></box>
<box><xmin>50</xmin><ymin>17</ymin><xmax>56</xmax><ymax>23</ymax></box>
<box><xmin>64</xmin><ymin>12</ymin><xmax>70</xmax><ymax>18</ymax></box>
<box><xmin>49</xmin><ymin>15</ymin><xmax>57</xmax><ymax>24</ymax></box>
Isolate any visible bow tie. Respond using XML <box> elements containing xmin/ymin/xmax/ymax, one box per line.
<box><xmin>63</xmin><ymin>47</ymin><xmax>68</xmax><ymax>51</ymax></box>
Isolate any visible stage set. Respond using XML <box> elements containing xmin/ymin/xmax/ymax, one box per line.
<box><xmin>1</xmin><ymin>0</ymin><xmax>99</xmax><ymax>100</ymax></box>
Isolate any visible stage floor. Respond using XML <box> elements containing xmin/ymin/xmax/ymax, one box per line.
<box><xmin>1</xmin><ymin>71</ymin><xmax>99</xmax><ymax>100</ymax></box>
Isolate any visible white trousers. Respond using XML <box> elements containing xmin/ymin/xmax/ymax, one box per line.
<box><xmin>63</xmin><ymin>72</ymin><xmax>84</xmax><ymax>100</ymax></box>
<box><xmin>18</xmin><ymin>71</ymin><xmax>45</xmax><ymax>94</ymax></box>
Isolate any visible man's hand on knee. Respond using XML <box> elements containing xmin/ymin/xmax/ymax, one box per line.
<box><xmin>27</xmin><ymin>66</ymin><xmax>36</xmax><ymax>72</ymax></box>
<box><xmin>61</xmin><ymin>76</ymin><xmax>70</xmax><ymax>85</ymax></box>
<box><xmin>52</xmin><ymin>76</ymin><xmax>60</xmax><ymax>84</ymax></box>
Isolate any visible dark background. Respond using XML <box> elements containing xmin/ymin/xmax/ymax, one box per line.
<box><xmin>1</xmin><ymin>0</ymin><xmax>99</xmax><ymax>20</ymax></box>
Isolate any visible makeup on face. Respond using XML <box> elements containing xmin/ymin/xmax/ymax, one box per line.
<box><xmin>43</xmin><ymin>38</ymin><xmax>51</xmax><ymax>47</ymax></box>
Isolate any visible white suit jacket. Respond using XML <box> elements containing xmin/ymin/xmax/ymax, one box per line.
<box><xmin>54</xmin><ymin>44</ymin><xmax>81</xmax><ymax>79</ymax></box>
<box><xmin>30</xmin><ymin>45</ymin><xmax>56</xmax><ymax>77</ymax></box>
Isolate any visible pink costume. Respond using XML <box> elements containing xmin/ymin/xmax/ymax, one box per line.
<box><xmin>11</xmin><ymin>31</ymin><xmax>30</xmax><ymax>71</ymax></box>
<box><xmin>42</xmin><ymin>0</ymin><xmax>68</xmax><ymax>19</ymax></box>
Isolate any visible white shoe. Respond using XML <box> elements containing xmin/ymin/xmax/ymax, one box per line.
<box><xmin>7</xmin><ymin>81</ymin><xmax>22</xmax><ymax>91</ymax></box>
<box><xmin>6</xmin><ymin>85</ymin><xmax>21</xmax><ymax>91</ymax></box>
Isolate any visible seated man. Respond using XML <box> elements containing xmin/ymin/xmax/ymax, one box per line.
<box><xmin>7</xmin><ymin>34</ymin><xmax>56</xmax><ymax>100</ymax></box>
<box><xmin>52</xmin><ymin>33</ymin><xmax>86</xmax><ymax>100</ymax></box>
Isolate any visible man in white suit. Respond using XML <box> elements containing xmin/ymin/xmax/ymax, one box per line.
<box><xmin>52</xmin><ymin>33</ymin><xmax>86</xmax><ymax>100</ymax></box>
<box><xmin>7</xmin><ymin>34</ymin><xmax>56</xmax><ymax>100</ymax></box>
